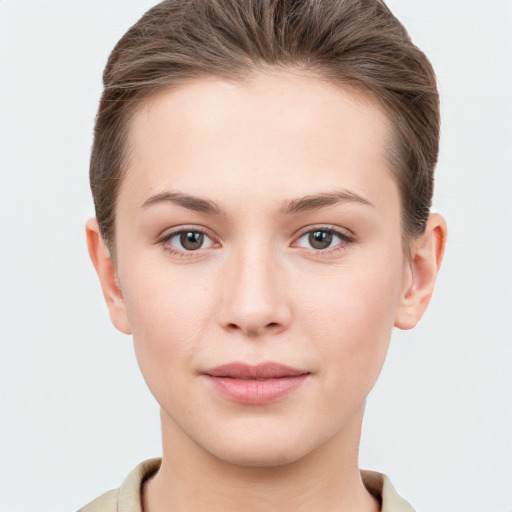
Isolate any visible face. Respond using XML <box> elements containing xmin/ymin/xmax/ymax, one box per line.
<box><xmin>109</xmin><ymin>71</ymin><xmax>412</xmax><ymax>466</ymax></box>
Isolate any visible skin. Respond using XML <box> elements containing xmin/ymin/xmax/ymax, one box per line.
<box><xmin>87</xmin><ymin>70</ymin><xmax>446</xmax><ymax>512</ymax></box>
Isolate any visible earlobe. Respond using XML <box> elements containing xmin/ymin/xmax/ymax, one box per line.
<box><xmin>394</xmin><ymin>214</ymin><xmax>447</xmax><ymax>330</ymax></box>
<box><xmin>85</xmin><ymin>218</ymin><xmax>132</xmax><ymax>335</ymax></box>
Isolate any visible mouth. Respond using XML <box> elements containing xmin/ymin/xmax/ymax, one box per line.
<box><xmin>202</xmin><ymin>362</ymin><xmax>311</xmax><ymax>405</ymax></box>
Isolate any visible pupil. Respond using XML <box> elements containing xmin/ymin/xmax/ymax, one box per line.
<box><xmin>309</xmin><ymin>230</ymin><xmax>332</xmax><ymax>250</ymax></box>
<box><xmin>181</xmin><ymin>231</ymin><xmax>203</xmax><ymax>250</ymax></box>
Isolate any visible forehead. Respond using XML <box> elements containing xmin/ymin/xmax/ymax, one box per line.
<box><xmin>121</xmin><ymin>70</ymin><xmax>396</xmax><ymax>212</ymax></box>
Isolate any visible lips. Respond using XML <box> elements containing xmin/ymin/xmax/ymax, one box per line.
<box><xmin>202</xmin><ymin>363</ymin><xmax>310</xmax><ymax>405</ymax></box>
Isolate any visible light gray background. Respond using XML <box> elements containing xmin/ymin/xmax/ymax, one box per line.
<box><xmin>1</xmin><ymin>1</ymin><xmax>511</xmax><ymax>511</ymax></box>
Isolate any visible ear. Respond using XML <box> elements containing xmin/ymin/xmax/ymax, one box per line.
<box><xmin>394</xmin><ymin>214</ymin><xmax>447</xmax><ymax>330</ymax></box>
<box><xmin>85</xmin><ymin>218</ymin><xmax>132</xmax><ymax>335</ymax></box>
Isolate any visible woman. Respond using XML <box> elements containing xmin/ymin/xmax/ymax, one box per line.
<box><xmin>81</xmin><ymin>0</ymin><xmax>446</xmax><ymax>510</ymax></box>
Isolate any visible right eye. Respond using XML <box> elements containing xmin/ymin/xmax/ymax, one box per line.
<box><xmin>163</xmin><ymin>229</ymin><xmax>216</xmax><ymax>252</ymax></box>
<box><xmin>293</xmin><ymin>227</ymin><xmax>354</xmax><ymax>253</ymax></box>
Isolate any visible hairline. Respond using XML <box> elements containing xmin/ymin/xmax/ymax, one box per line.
<box><xmin>105</xmin><ymin>68</ymin><xmax>420</xmax><ymax>262</ymax></box>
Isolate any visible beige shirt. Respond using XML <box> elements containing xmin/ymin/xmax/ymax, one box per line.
<box><xmin>79</xmin><ymin>458</ymin><xmax>415</xmax><ymax>512</ymax></box>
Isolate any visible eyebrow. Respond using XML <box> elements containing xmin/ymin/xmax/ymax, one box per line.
<box><xmin>141</xmin><ymin>188</ymin><xmax>373</xmax><ymax>215</ymax></box>
<box><xmin>141</xmin><ymin>192</ymin><xmax>224</xmax><ymax>215</ymax></box>
<box><xmin>280</xmin><ymin>190</ymin><xmax>374</xmax><ymax>214</ymax></box>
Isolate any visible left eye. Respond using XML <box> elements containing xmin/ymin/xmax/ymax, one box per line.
<box><xmin>166</xmin><ymin>230</ymin><xmax>215</xmax><ymax>251</ymax></box>
<box><xmin>295</xmin><ymin>229</ymin><xmax>349</xmax><ymax>250</ymax></box>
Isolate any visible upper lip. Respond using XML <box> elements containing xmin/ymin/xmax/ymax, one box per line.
<box><xmin>203</xmin><ymin>362</ymin><xmax>309</xmax><ymax>379</ymax></box>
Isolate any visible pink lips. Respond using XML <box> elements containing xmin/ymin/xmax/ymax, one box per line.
<box><xmin>203</xmin><ymin>362</ymin><xmax>310</xmax><ymax>405</ymax></box>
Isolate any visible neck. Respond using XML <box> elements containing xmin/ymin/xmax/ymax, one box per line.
<box><xmin>143</xmin><ymin>404</ymin><xmax>378</xmax><ymax>512</ymax></box>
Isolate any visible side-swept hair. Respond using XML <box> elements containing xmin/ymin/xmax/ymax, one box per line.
<box><xmin>90</xmin><ymin>0</ymin><xmax>439</xmax><ymax>253</ymax></box>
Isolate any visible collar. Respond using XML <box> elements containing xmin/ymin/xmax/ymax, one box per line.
<box><xmin>81</xmin><ymin>458</ymin><xmax>415</xmax><ymax>512</ymax></box>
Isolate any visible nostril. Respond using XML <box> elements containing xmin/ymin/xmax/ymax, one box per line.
<box><xmin>225</xmin><ymin>321</ymin><xmax>281</xmax><ymax>334</ymax></box>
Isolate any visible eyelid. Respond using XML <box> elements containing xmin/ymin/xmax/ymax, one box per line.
<box><xmin>292</xmin><ymin>225</ymin><xmax>356</xmax><ymax>253</ymax></box>
<box><xmin>158</xmin><ymin>225</ymin><xmax>221</xmax><ymax>255</ymax></box>
<box><xmin>295</xmin><ymin>224</ymin><xmax>355</xmax><ymax>239</ymax></box>
<box><xmin>156</xmin><ymin>224</ymin><xmax>355</xmax><ymax>257</ymax></box>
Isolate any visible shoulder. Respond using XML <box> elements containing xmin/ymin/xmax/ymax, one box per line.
<box><xmin>78</xmin><ymin>458</ymin><xmax>162</xmax><ymax>512</ymax></box>
<box><xmin>361</xmin><ymin>470</ymin><xmax>416</xmax><ymax>512</ymax></box>
<box><xmin>78</xmin><ymin>489</ymin><xmax>118</xmax><ymax>512</ymax></box>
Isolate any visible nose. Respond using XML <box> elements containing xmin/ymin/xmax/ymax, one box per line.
<box><xmin>217</xmin><ymin>242</ymin><xmax>292</xmax><ymax>337</ymax></box>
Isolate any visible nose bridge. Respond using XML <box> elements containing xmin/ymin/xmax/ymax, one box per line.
<box><xmin>218</xmin><ymin>237</ymin><xmax>290</xmax><ymax>335</ymax></box>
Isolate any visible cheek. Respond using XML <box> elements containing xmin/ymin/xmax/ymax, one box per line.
<box><xmin>297</xmin><ymin>253</ymin><xmax>403</xmax><ymax>328</ymax></box>
<box><xmin>294</xmin><ymin>255</ymin><xmax>404</xmax><ymax>387</ymax></box>
<box><xmin>122</xmin><ymin>252</ymin><xmax>214</xmax><ymax>325</ymax></box>
<box><xmin>120</xmin><ymin>261</ymin><xmax>216</xmax><ymax>385</ymax></box>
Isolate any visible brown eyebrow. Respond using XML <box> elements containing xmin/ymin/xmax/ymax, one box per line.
<box><xmin>280</xmin><ymin>190</ymin><xmax>374</xmax><ymax>214</ymax></box>
<box><xmin>141</xmin><ymin>189</ymin><xmax>373</xmax><ymax>215</ymax></box>
<box><xmin>141</xmin><ymin>192</ymin><xmax>225</xmax><ymax>215</ymax></box>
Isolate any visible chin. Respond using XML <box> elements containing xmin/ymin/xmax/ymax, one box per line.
<box><xmin>213</xmin><ymin>444</ymin><xmax>306</xmax><ymax>468</ymax></box>
<box><xmin>200</xmin><ymin>426</ymin><xmax>324</xmax><ymax>469</ymax></box>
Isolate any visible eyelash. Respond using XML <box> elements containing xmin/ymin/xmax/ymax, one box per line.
<box><xmin>293</xmin><ymin>226</ymin><xmax>355</xmax><ymax>255</ymax></box>
<box><xmin>158</xmin><ymin>225</ymin><xmax>355</xmax><ymax>258</ymax></box>
<box><xmin>159</xmin><ymin>227</ymin><xmax>218</xmax><ymax>258</ymax></box>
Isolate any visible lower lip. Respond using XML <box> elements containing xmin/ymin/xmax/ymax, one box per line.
<box><xmin>205</xmin><ymin>375</ymin><xmax>309</xmax><ymax>405</ymax></box>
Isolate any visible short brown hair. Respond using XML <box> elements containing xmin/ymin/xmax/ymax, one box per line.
<box><xmin>90</xmin><ymin>0</ymin><xmax>440</xmax><ymax>253</ymax></box>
